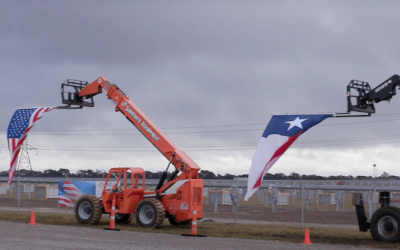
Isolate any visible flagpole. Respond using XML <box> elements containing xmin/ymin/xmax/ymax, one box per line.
<box><xmin>271</xmin><ymin>112</ymin><xmax>370</xmax><ymax>118</ymax></box>
<box><xmin>17</xmin><ymin>176</ymin><xmax>20</xmax><ymax>213</ymax></box>
<box><xmin>235</xmin><ymin>178</ymin><xmax>238</xmax><ymax>226</ymax></box>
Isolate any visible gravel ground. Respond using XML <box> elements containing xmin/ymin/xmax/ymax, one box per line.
<box><xmin>0</xmin><ymin>220</ymin><xmax>380</xmax><ymax>250</ymax></box>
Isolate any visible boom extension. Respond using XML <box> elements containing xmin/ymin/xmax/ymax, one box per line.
<box><xmin>64</xmin><ymin>76</ymin><xmax>200</xmax><ymax>180</ymax></box>
<box><xmin>60</xmin><ymin>80</ymin><xmax>94</xmax><ymax>109</ymax></box>
<box><xmin>347</xmin><ymin>75</ymin><xmax>400</xmax><ymax>114</ymax></box>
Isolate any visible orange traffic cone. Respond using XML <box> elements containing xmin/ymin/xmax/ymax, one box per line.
<box><xmin>29</xmin><ymin>211</ymin><xmax>37</xmax><ymax>225</ymax></box>
<box><xmin>303</xmin><ymin>228</ymin><xmax>313</xmax><ymax>245</ymax></box>
<box><xmin>104</xmin><ymin>196</ymin><xmax>120</xmax><ymax>231</ymax></box>
<box><xmin>181</xmin><ymin>210</ymin><xmax>206</xmax><ymax>237</ymax></box>
<box><xmin>190</xmin><ymin>211</ymin><xmax>198</xmax><ymax>236</ymax></box>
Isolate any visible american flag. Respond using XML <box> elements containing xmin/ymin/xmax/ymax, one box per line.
<box><xmin>7</xmin><ymin>107</ymin><xmax>55</xmax><ymax>184</ymax></box>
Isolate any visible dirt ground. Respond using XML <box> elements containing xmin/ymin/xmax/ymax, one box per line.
<box><xmin>0</xmin><ymin>196</ymin><xmax>359</xmax><ymax>226</ymax></box>
<box><xmin>0</xmin><ymin>198</ymin><xmax>58</xmax><ymax>209</ymax></box>
<box><xmin>203</xmin><ymin>204</ymin><xmax>358</xmax><ymax>225</ymax></box>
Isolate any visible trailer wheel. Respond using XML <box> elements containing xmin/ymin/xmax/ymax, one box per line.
<box><xmin>370</xmin><ymin>206</ymin><xmax>400</xmax><ymax>242</ymax></box>
<box><xmin>75</xmin><ymin>195</ymin><xmax>102</xmax><ymax>225</ymax></box>
<box><xmin>135</xmin><ymin>198</ymin><xmax>165</xmax><ymax>228</ymax></box>
<box><xmin>115</xmin><ymin>213</ymin><xmax>134</xmax><ymax>224</ymax></box>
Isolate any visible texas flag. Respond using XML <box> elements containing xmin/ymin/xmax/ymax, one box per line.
<box><xmin>244</xmin><ymin>114</ymin><xmax>332</xmax><ymax>201</ymax></box>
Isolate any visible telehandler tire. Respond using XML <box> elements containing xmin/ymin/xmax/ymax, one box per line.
<box><xmin>115</xmin><ymin>213</ymin><xmax>134</xmax><ymax>224</ymax></box>
<box><xmin>135</xmin><ymin>198</ymin><xmax>165</xmax><ymax>228</ymax></box>
<box><xmin>370</xmin><ymin>206</ymin><xmax>400</xmax><ymax>242</ymax></box>
<box><xmin>75</xmin><ymin>195</ymin><xmax>102</xmax><ymax>225</ymax></box>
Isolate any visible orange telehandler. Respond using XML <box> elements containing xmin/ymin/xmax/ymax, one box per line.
<box><xmin>60</xmin><ymin>77</ymin><xmax>203</xmax><ymax>228</ymax></box>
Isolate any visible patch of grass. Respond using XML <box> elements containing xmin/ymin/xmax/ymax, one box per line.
<box><xmin>1</xmin><ymin>211</ymin><xmax>400</xmax><ymax>249</ymax></box>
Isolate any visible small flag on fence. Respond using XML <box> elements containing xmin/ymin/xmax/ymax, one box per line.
<box><xmin>58</xmin><ymin>181</ymin><xmax>97</xmax><ymax>207</ymax></box>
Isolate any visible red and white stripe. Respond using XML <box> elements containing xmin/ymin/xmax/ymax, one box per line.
<box><xmin>244</xmin><ymin>132</ymin><xmax>301</xmax><ymax>201</ymax></box>
<box><xmin>63</xmin><ymin>181</ymin><xmax>85</xmax><ymax>201</ymax></box>
<box><xmin>58</xmin><ymin>194</ymin><xmax>75</xmax><ymax>207</ymax></box>
<box><xmin>8</xmin><ymin>107</ymin><xmax>55</xmax><ymax>184</ymax></box>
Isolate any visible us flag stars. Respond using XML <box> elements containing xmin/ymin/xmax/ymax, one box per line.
<box><xmin>7</xmin><ymin>108</ymin><xmax>36</xmax><ymax>138</ymax></box>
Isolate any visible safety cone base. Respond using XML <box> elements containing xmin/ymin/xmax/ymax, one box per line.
<box><xmin>104</xmin><ymin>228</ymin><xmax>120</xmax><ymax>231</ymax></box>
<box><xmin>181</xmin><ymin>234</ymin><xmax>206</xmax><ymax>237</ymax></box>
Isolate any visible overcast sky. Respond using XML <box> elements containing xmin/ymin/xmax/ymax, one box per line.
<box><xmin>2</xmin><ymin>0</ymin><xmax>400</xmax><ymax>178</ymax></box>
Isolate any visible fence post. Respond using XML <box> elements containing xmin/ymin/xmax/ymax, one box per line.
<box><xmin>342</xmin><ymin>191</ymin><xmax>345</xmax><ymax>211</ymax></box>
<box><xmin>271</xmin><ymin>188</ymin><xmax>278</xmax><ymax>212</ymax></box>
<box><xmin>292</xmin><ymin>190</ymin><xmax>296</xmax><ymax>206</ymax></box>
<box><xmin>230</xmin><ymin>185</ymin><xmax>238</xmax><ymax>226</ymax></box>
<box><xmin>17</xmin><ymin>176</ymin><xmax>21</xmax><ymax>212</ymax></box>
<box><xmin>305</xmin><ymin>189</ymin><xmax>312</xmax><ymax>210</ymax></box>
<box><xmin>301</xmin><ymin>185</ymin><xmax>304</xmax><ymax>229</ymax></box>
<box><xmin>27</xmin><ymin>183</ymin><xmax>30</xmax><ymax>199</ymax></box>
<box><xmin>369</xmin><ymin>191</ymin><xmax>374</xmax><ymax>219</ymax></box>
<box><xmin>335</xmin><ymin>190</ymin><xmax>343</xmax><ymax>211</ymax></box>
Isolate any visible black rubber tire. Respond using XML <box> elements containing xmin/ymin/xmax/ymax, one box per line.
<box><xmin>115</xmin><ymin>213</ymin><xmax>134</xmax><ymax>224</ymax></box>
<box><xmin>135</xmin><ymin>198</ymin><xmax>165</xmax><ymax>228</ymax></box>
<box><xmin>370</xmin><ymin>206</ymin><xmax>400</xmax><ymax>242</ymax></box>
<box><xmin>75</xmin><ymin>195</ymin><xmax>102</xmax><ymax>225</ymax></box>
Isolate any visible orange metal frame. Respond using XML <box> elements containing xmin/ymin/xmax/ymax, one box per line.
<box><xmin>102</xmin><ymin>167</ymin><xmax>145</xmax><ymax>214</ymax></box>
<box><xmin>79</xmin><ymin>77</ymin><xmax>203</xmax><ymax>221</ymax></box>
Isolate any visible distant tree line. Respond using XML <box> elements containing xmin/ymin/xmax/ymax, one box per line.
<box><xmin>0</xmin><ymin>168</ymin><xmax>398</xmax><ymax>180</ymax></box>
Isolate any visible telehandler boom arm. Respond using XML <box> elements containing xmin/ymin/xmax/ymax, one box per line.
<box><xmin>347</xmin><ymin>74</ymin><xmax>400</xmax><ymax>114</ymax></box>
<box><xmin>65</xmin><ymin>76</ymin><xmax>200</xmax><ymax>180</ymax></box>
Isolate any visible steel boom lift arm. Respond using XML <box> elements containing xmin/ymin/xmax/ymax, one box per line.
<box><xmin>64</xmin><ymin>76</ymin><xmax>200</xmax><ymax>181</ymax></box>
<box><xmin>347</xmin><ymin>74</ymin><xmax>400</xmax><ymax>114</ymax></box>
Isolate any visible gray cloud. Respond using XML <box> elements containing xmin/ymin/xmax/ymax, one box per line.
<box><xmin>1</xmin><ymin>0</ymin><xmax>400</xmax><ymax>177</ymax></box>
